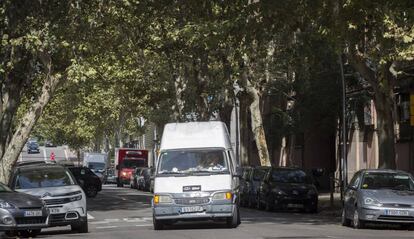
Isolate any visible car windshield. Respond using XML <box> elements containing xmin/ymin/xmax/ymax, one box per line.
<box><xmin>271</xmin><ymin>169</ymin><xmax>311</xmax><ymax>184</ymax></box>
<box><xmin>252</xmin><ymin>168</ymin><xmax>267</xmax><ymax>181</ymax></box>
<box><xmin>14</xmin><ymin>167</ymin><xmax>75</xmax><ymax>189</ymax></box>
<box><xmin>361</xmin><ymin>172</ymin><xmax>414</xmax><ymax>191</ymax></box>
<box><xmin>121</xmin><ymin>158</ymin><xmax>146</xmax><ymax>168</ymax></box>
<box><xmin>88</xmin><ymin>162</ymin><xmax>105</xmax><ymax>170</ymax></box>
<box><xmin>0</xmin><ymin>183</ymin><xmax>12</xmax><ymax>192</ymax></box>
<box><xmin>158</xmin><ymin>149</ymin><xmax>229</xmax><ymax>175</ymax></box>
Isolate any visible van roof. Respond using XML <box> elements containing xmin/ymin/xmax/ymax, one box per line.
<box><xmin>160</xmin><ymin>121</ymin><xmax>232</xmax><ymax>151</ymax></box>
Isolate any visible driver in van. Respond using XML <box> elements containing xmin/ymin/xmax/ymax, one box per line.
<box><xmin>200</xmin><ymin>153</ymin><xmax>224</xmax><ymax>170</ymax></box>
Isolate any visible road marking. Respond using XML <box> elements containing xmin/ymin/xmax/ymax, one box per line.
<box><xmin>87</xmin><ymin>213</ymin><xmax>95</xmax><ymax>220</ymax></box>
<box><xmin>43</xmin><ymin>147</ymin><xmax>47</xmax><ymax>161</ymax></box>
<box><xmin>135</xmin><ymin>224</ymin><xmax>152</xmax><ymax>227</ymax></box>
<box><xmin>96</xmin><ymin>226</ymin><xmax>118</xmax><ymax>229</ymax></box>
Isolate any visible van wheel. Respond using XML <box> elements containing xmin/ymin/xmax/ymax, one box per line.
<box><xmin>153</xmin><ymin>216</ymin><xmax>164</xmax><ymax>230</ymax></box>
<box><xmin>226</xmin><ymin>206</ymin><xmax>240</xmax><ymax>228</ymax></box>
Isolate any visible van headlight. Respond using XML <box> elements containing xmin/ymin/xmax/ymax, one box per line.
<box><xmin>154</xmin><ymin>195</ymin><xmax>172</xmax><ymax>204</ymax></box>
<box><xmin>212</xmin><ymin>192</ymin><xmax>233</xmax><ymax>200</ymax></box>
<box><xmin>363</xmin><ymin>197</ymin><xmax>382</xmax><ymax>206</ymax></box>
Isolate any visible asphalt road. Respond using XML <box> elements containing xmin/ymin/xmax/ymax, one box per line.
<box><xmin>11</xmin><ymin>185</ymin><xmax>409</xmax><ymax>239</ymax></box>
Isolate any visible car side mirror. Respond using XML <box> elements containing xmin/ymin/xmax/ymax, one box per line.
<box><xmin>347</xmin><ymin>185</ymin><xmax>357</xmax><ymax>191</ymax></box>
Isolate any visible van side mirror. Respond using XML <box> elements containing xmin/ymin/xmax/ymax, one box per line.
<box><xmin>233</xmin><ymin>167</ymin><xmax>242</xmax><ymax>178</ymax></box>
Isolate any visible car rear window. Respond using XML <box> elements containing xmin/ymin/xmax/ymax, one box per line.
<box><xmin>14</xmin><ymin>167</ymin><xmax>75</xmax><ymax>189</ymax></box>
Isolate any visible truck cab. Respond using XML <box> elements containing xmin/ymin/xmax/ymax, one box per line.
<box><xmin>115</xmin><ymin>149</ymin><xmax>148</xmax><ymax>187</ymax></box>
<box><xmin>152</xmin><ymin>121</ymin><xmax>241</xmax><ymax>230</ymax></box>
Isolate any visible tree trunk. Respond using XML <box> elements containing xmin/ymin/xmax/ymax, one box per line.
<box><xmin>348</xmin><ymin>51</ymin><xmax>397</xmax><ymax>169</ymax></box>
<box><xmin>241</xmin><ymin>70</ymin><xmax>271</xmax><ymax>167</ymax></box>
<box><xmin>0</xmin><ymin>56</ymin><xmax>62</xmax><ymax>183</ymax></box>
<box><xmin>239</xmin><ymin>92</ymin><xmax>251</xmax><ymax>166</ymax></box>
<box><xmin>374</xmin><ymin>74</ymin><xmax>396</xmax><ymax>169</ymax></box>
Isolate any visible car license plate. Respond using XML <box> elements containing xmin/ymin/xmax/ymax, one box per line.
<box><xmin>24</xmin><ymin>210</ymin><xmax>42</xmax><ymax>217</ymax></box>
<box><xmin>49</xmin><ymin>208</ymin><xmax>61</xmax><ymax>214</ymax></box>
<box><xmin>287</xmin><ymin>203</ymin><xmax>304</xmax><ymax>209</ymax></box>
<box><xmin>181</xmin><ymin>206</ymin><xmax>204</xmax><ymax>213</ymax></box>
<box><xmin>385</xmin><ymin>210</ymin><xmax>409</xmax><ymax>216</ymax></box>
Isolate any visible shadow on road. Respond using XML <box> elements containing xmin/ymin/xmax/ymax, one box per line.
<box><xmin>87</xmin><ymin>187</ymin><xmax>152</xmax><ymax>211</ymax></box>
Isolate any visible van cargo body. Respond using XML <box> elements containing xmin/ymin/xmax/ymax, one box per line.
<box><xmin>152</xmin><ymin>121</ymin><xmax>241</xmax><ymax>229</ymax></box>
<box><xmin>115</xmin><ymin>148</ymin><xmax>148</xmax><ymax>187</ymax></box>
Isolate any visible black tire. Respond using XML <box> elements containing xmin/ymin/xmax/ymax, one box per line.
<box><xmin>153</xmin><ymin>216</ymin><xmax>164</xmax><ymax>230</ymax></box>
<box><xmin>353</xmin><ymin>207</ymin><xmax>365</xmax><ymax>229</ymax></box>
<box><xmin>341</xmin><ymin>208</ymin><xmax>351</xmax><ymax>227</ymax></box>
<box><xmin>226</xmin><ymin>206</ymin><xmax>240</xmax><ymax>228</ymax></box>
<box><xmin>117</xmin><ymin>181</ymin><xmax>123</xmax><ymax>187</ymax></box>
<box><xmin>85</xmin><ymin>185</ymin><xmax>98</xmax><ymax>198</ymax></box>
<box><xmin>265</xmin><ymin>198</ymin><xmax>274</xmax><ymax>212</ymax></box>
<box><xmin>256</xmin><ymin>194</ymin><xmax>263</xmax><ymax>210</ymax></box>
<box><xmin>71</xmin><ymin>218</ymin><xmax>88</xmax><ymax>233</ymax></box>
<box><xmin>19</xmin><ymin>229</ymin><xmax>41</xmax><ymax>238</ymax></box>
<box><xmin>308</xmin><ymin>201</ymin><xmax>318</xmax><ymax>214</ymax></box>
<box><xmin>401</xmin><ymin>224</ymin><xmax>414</xmax><ymax>230</ymax></box>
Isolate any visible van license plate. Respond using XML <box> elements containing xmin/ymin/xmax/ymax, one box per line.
<box><xmin>24</xmin><ymin>210</ymin><xmax>42</xmax><ymax>217</ymax></box>
<box><xmin>181</xmin><ymin>206</ymin><xmax>204</xmax><ymax>213</ymax></box>
<box><xmin>385</xmin><ymin>210</ymin><xmax>409</xmax><ymax>216</ymax></box>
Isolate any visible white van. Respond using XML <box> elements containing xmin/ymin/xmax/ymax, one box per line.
<box><xmin>152</xmin><ymin>121</ymin><xmax>241</xmax><ymax>230</ymax></box>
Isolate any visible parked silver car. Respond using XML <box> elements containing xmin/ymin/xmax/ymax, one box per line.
<box><xmin>342</xmin><ymin>169</ymin><xmax>414</xmax><ymax>229</ymax></box>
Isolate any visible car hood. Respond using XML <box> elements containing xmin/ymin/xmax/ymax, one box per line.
<box><xmin>363</xmin><ymin>189</ymin><xmax>414</xmax><ymax>205</ymax></box>
<box><xmin>0</xmin><ymin>191</ymin><xmax>44</xmax><ymax>208</ymax></box>
<box><xmin>15</xmin><ymin>185</ymin><xmax>83</xmax><ymax>198</ymax></box>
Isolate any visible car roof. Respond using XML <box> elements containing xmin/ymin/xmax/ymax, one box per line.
<box><xmin>16</xmin><ymin>163</ymin><xmax>66</xmax><ymax>171</ymax></box>
<box><xmin>359</xmin><ymin>169</ymin><xmax>410</xmax><ymax>174</ymax></box>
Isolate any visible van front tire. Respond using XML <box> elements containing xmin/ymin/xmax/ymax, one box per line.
<box><xmin>153</xmin><ymin>216</ymin><xmax>164</xmax><ymax>230</ymax></box>
<box><xmin>226</xmin><ymin>206</ymin><xmax>240</xmax><ymax>228</ymax></box>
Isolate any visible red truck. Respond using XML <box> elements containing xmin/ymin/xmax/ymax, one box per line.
<box><xmin>115</xmin><ymin>148</ymin><xmax>148</xmax><ymax>187</ymax></box>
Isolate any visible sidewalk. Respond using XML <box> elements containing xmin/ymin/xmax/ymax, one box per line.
<box><xmin>318</xmin><ymin>192</ymin><xmax>342</xmax><ymax>217</ymax></box>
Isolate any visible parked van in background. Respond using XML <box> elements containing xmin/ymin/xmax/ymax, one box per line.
<box><xmin>83</xmin><ymin>152</ymin><xmax>109</xmax><ymax>182</ymax></box>
<box><xmin>152</xmin><ymin>121</ymin><xmax>241</xmax><ymax>230</ymax></box>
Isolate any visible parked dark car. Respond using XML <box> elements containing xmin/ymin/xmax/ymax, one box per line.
<box><xmin>242</xmin><ymin>166</ymin><xmax>270</xmax><ymax>208</ymax></box>
<box><xmin>257</xmin><ymin>167</ymin><xmax>318</xmax><ymax>213</ymax></box>
<box><xmin>27</xmin><ymin>141</ymin><xmax>40</xmax><ymax>154</ymax></box>
<box><xmin>137</xmin><ymin>168</ymin><xmax>153</xmax><ymax>191</ymax></box>
<box><xmin>129</xmin><ymin>167</ymin><xmax>143</xmax><ymax>189</ymax></box>
<box><xmin>149</xmin><ymin>168</ymin><xmax>155</xmax><ymax>193</ymax></box>
<box><xmin>240</xmin><ymin>167</ymin><xmax>253</xmax><ymax>206</ymax></box>
<box><xmin>67</xmin><ymin>166</ymin><xmax>102</xmax><ymax>198</ymax></box>
<box><xmin>0</xmin><ymin>183</ymin><xmax>49</xmax><ymax>237</ymax></box>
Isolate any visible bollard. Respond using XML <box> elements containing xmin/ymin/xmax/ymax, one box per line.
<box><xmin>329</xmin><ymin>175</ymin><xmax>334</xmax><ymax>208</ymax></box>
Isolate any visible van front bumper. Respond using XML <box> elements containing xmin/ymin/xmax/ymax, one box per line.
<box><xmin>153</xmin><ymin>203</ymin><xmax>235</xmax><ymax>220</ymax></box>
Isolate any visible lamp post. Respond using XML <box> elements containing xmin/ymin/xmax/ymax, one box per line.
<box><xmin>338</xmin><ymin>54</ymin><xmax>348</xmax><ymax>201</ymax></box>
<box><xmin>233</xmin><ymin>82</ymin><xmax>242</xmax><ymax>165</ymax></box>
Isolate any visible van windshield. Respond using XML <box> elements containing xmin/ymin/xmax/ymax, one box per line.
<box><xmin>158</xmin><ymin>149</ymin><xmax>229</xmax><ymax>175</ymax></box>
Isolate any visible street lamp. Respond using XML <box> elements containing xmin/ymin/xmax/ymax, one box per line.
<box><xmin>338</xmin><ymin>54</ymin><xmax>348</xmax><ymax>200</ymax></box>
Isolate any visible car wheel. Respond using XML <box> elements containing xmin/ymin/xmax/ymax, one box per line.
<box><xmin>153</xmin><ymin>216</ymin><xmax>164</xmax><ymax>230</ymax></box>
<box><xmin>308</xmin><ymin>201</ymin><xmax>318</xmax><ymax>214</ymax></box>
<box><xmin>353</xmin><ymin>207</ymin><xmax>365</xmax><ymax>229</ymax></box>
<box><xmin>226</xmin><ymin>205</ymin><xmax>240</xmax><ymax>228</ymax></box>
<box><xmin>341</xmin><ymin>208</ymin><xmax>351</xmax><ymax>227</ymax></box>
<box><xmin>85</xmin><ymin>185</ymin><xmax>98</xmax><ymax>198</ymax></box>
<box><xmin>265</xmin><ymin>198</ymin><xmax>274</xmax><ymax>212</ymax></box>
<box><xmin>19</xmin><ymin>229</ymin><xmax>41</xmax><ymax>237</ymax></box>
<box><xmin>71</xmin><ymin>217</ymin><xmax>88</xmax><ymax>233</ymax></box>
